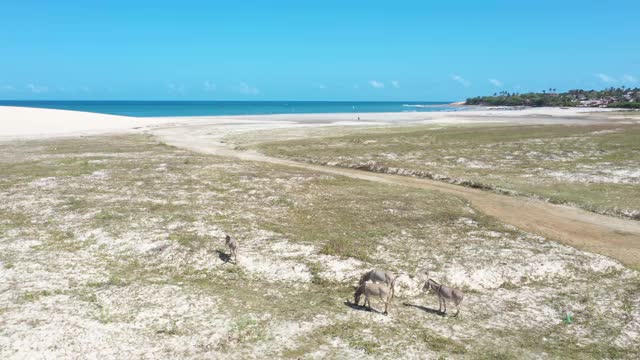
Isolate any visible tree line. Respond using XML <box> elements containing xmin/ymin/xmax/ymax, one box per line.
<box><xmin>465</xmin><ymin>87</ymin><xmax>640</xmax><ymax>108</ymax></box>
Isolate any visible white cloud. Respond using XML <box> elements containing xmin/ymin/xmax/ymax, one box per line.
<box><xmin>26</xmin><ymin>83</ymin><xmax>48</xmax><ymax>93</ymax></box>
<box><xmin>489</xmin><ymin>78</ymin><xmax>503</xmax><ymax>87</ymax></box>
<box><xmin>452</xmin><ymin>75</ymin><xmax>470</xmax><ymax>87</ymax></box>
<box><xmin>622</xmin><ymin>74</ymin><xmax>637</xmax><ymax>83</ymax></box>
<box><xmin>391</xmin><ymin>80</ymin><xmax>400</xmax><ymax>88</ymax></box>
<box><xmin>314</xmin><ymin>83</ymin><xmax>326</xmax><ymax>89</ymax></box>
<box><xmin>168</xmin><ymin>83</ymin><xmax>185</xmax><ymax>94</ymax></box>
<box><xmin>236</xmin><ymin>82</ymin><xmax>260</xmax><ymax>95</ymax></box>
<box><xmin>596</xmin><ymin>73</ymin><xmax>617</xmax><ymax>84</ymax></box>
<box><xmin>203</xmin><ymin>80</ymin><xmax>216</xmax><ymax>92</ymax></box>
<box><xmin>369</xmin><ymin>80</ymin><xmax>384</xmax><ymax>88</ymax></box>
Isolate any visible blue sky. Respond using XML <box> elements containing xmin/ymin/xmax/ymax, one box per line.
<box><xmin>1</xmin><ymin>0</ymin><xmax>639</xmax><ymax>101</ymax></box>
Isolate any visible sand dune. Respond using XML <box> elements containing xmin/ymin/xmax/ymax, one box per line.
<box><xmin>0</xmin><ymin>106</ymin><xmax>152</xmax><ymax>140</ymax></box>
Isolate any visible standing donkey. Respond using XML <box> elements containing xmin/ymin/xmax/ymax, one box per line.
<box><xmin>423</xmin><ymin>279</ymin><xmax>464</xmax><ymax>317</ymax></box>
<box><xmin>354</xmin><ymin>281</ymin><xmax>394</xmax><ymax>315</ymax></box>
<box><xmin>224</xmin><ymin>234</ymin><xmax>238</xmax><ymax>264</ymax></box>
<box><xmin>358</xmin><ymin>269</ymin><xmax>397</xmax><ymax>300</ymax></box>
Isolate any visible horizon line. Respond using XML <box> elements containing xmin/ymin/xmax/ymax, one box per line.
<box><xmin>0</xmin><ymin>99</ymin><xmax>457</xmax><ymax>103</ymax></box>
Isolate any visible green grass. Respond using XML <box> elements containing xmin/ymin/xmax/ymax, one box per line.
<box><xmin>21</xmin><ymin>290</ymin><xmax>58</xmax><ymax>302</ymax></box>
<box><xmin>421</xmin><ymin>331</ymin><xmax>467</xmax><ymax>354</ymax></box>
<box><xmin>168</xmin><ymin>231</ymin><xmax>209</xmax><ymax>250</ymax></box>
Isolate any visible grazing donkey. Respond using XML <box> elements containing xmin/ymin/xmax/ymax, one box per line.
<box><xmin>423</xmin><ymin>279</ymin><xmax>464</xmax><ymax>317</ymax></box>
<box><xmin>354</xmin><ymin>281</ymin><xmax>393</xmax><ymax>315</ymax></box>
<box><xmin>224</xmin><ymin>234</ymin><xmax>238</xmax><ymax>264</ymax></box>
<box><xmin>358</xmin><ymin>269</ymin><xmax>397</xmax><ymax>299</ymax></box>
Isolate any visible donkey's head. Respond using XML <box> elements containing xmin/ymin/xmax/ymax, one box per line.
<box><xmin>422</xmin><ymin>279</ymin><xmax>437</xmax><ymax>293</ymax></box>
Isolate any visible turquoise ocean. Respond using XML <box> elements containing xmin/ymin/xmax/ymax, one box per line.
<box><xmin>0</xmin><ymin>101</ymin><xmax>462</xmax><ymax>117</ymax></box>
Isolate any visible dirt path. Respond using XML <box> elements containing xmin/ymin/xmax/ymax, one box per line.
<box><xmin>152</xmin><ymin>125</ymin><xmax>640</xmax><ymax>269</ymax></box>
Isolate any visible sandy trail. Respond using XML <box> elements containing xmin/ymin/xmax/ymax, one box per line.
<box><xmin>152</xmin><ymin>122</ymin><xmax>640</xmax><ymax>268</ymax></box>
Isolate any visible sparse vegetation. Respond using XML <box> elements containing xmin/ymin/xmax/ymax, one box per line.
<box><xmin>1</xmin><ymin>134</ymin><xmax>638</xmax><ymax>358</ymax></box>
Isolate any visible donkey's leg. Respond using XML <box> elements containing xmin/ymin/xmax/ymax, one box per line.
<box><xmin>381</xmin><ymin>294</ymin><xmax>388</xmax><ymax>315</ymax></box>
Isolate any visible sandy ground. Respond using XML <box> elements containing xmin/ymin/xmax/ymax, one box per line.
<box><xmin>151</xmin><ymin>123</ymin><xmax>640</xmax><ymax>268</ymax></box>
<box><xmin>0</xmin><ymin>105</ymin><xmax>625</xmax><ymax>141</ymax></box>
<box><xmin>2</xmin><ymin>105</ymin><xmax>640</xmax><ymax>263</ymax></box>
<box><xmin>1</xmin><ymin>105</ymin><xmax>640</xmax><ymax>358</ymax></box>
<box><xmin>2</xmin><ymin>135</ymin><xmax>637</xmax><ymax>358</ymax></box>
<box><xmin>2</xmin><ymin>105</ymin><xmax>640</xmax><ymax>268</ymax></box>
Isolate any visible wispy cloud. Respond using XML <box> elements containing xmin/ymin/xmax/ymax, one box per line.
<box><xmin>203</xmin><ymin>80</ymin><xmax>216</xmax><ymax>92</ymax></box>
<box><xmin>596</xmin><ymin>73</ymin><xmax>617</xmax><ymax>84</ymax></box>
<box><xmin>167</xmin><ymin>83</ymin><xmax>186</xmax><ymax>94</ymax></box>
<box><xmin>452</xmin><ymin>75</ymin><xmax>470</xmax><ymax>87</ymax></box>
<box><xmin>622</xmin><ymin>74</ymin><xmax>637</xmax><ymax>83</ymax></box>
<box><xmin>353</xmin><ymin>84</ymin><xmax>360</xmax><ymax>89</ymax></box>
<box><xmin>0</xmin><ymin>85</ymin><xmax>15</xmax><ymax>92</ymax></box>
<box><xmin>391</xmin><ymin>80</ymin><xmax>400</xmax><ymax>88</ymax></box>
<box><xmin>368</xmin><ymin>80</ymin><xmax>384</xmax><ymax>88</ymax></box>
<box><xmin>314</xmin><ymin>83</ymin><xmax>326</xmax><ymax>89</ymax></box>
<box><xmin>26</xmin><ymin>83</ymin><xmax>48</xmax><ymax>93</ymax></box>
<box><xmin>56</xmin><ymin>86</ymin><xmax>90</xmax><ymax>93</ymax></box>
<box><xmin>489</xmin><ymin>78</ymin><xmax>503</xmax><ymax>87</ymax></box>
<box><xmin>236</xmin><ymin>82</ymin><xmax>259</xmax><ymax>95</ymax></box>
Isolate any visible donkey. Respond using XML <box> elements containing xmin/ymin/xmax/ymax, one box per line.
<box><xmin>354</xmin><ymin>281</ymin><xmax>393</xmax><ymax>315</ymax></box>
<box><xmin>224</xmin><ymin>234</ymin><xmax>238</xmax><ymax>264</ymax></box>
<box><xmin>423</xmin><ymin>279</ymin><xmax>464</xmax><ymax>317</ymax></box>
<box><xmin>358</xmin><ymin>269</ymin><xmax>397</xmax><ymax>299</ymax></box>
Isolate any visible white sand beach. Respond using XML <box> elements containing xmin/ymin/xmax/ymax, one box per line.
<box><xmin>0</xmin><ymin>105</ymin><xmax>624</xmax><ymax>141</ymax></box>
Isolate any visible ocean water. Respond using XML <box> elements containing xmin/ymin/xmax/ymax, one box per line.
<box><xmin>0</xmin><ymin>100</ymin><xmax>462</xmax><ymax>117</ymax></box>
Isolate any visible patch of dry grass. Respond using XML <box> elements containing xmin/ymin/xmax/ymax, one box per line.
<box><xmin>250</xmin><ymin>123</ymin><xmax>640</xmax><ymax>219</ymax></box>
